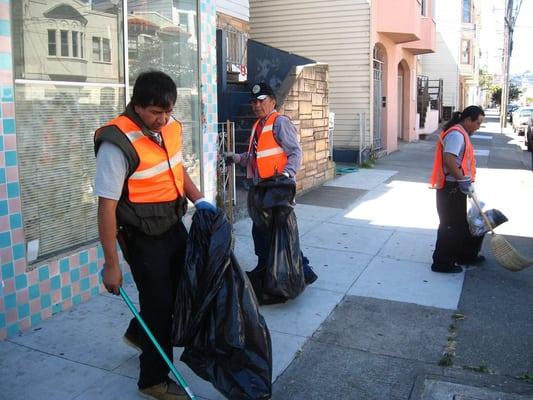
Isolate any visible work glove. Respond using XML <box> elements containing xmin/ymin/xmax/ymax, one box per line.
<box><xmin>223</xmin><ymin>152</ymin><xmax>240</xmax><ymax>165</ymax></box>
<box><xmin>457</xmin><ymin>177</ymin><xmax>474</xmax><ymax>196</ymax></box>
<box><xmin>194</xmin><ymin>198</ymin><xmax>217</xmax><ymax>213</ymax></box>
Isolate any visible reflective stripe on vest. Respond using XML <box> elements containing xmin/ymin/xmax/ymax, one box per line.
<box><xmin>248</xmin><ymin>112</ymin><xmax>288</xmax><ymax>179</ymax></box>
<box><xmin>106</xmin><ymin>115</ymin><xmax>184</xmax><ymax>203</ymax></box>
<box><xmin>429</xmin><ymin>124</ymin><xmax>476</xmax><ymax>189</ymax></box>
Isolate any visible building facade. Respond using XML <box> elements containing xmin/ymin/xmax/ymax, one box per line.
<box><xmin>0</xmin><ymin>0</ymin><xmax>218</xmax><ymax>340</ymax></box>
<box><xmin>249</xmin><ymin>0</ymin><xmax>436</xmax><ymax>157</ymax></box>
<box><xmin>420</xmin><ymin>0</ymin><xmax>481</xmax><ymax>115</ymax></box>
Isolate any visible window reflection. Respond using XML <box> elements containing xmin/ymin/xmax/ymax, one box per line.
<box><xmin>12</xmin><ymin>0</ymin><xmax>124</xmax><ymax>261</ymax></box>
<box><xmin>127</xmin><ymin>0</ymin><xmax>201</xmax><ymax>187</ymax></box>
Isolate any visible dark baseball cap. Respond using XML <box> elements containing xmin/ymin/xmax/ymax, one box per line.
<box><xmin>250</xmin><ymin>82</ymin><xmax>275</xmax><ymax>100</ymax></box>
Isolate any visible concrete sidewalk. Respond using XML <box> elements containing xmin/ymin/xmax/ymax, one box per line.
<box><xmin>1</xmin><ymin>114</ymin><xmax>532</xmax><ymax>399</ymax></box>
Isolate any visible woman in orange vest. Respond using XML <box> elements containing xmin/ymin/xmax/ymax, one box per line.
<box><xmin>430</xmin><ymin>105</ymin><xmax>485</xmax><ymax>273</ymax></box>
<box><xmin>225</xmin><ymin>82</ymin><xmax>318</xmax><ymax>286</ymax></box>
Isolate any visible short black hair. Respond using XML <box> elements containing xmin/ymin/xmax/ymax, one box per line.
<box><xmin>130</xmin><ymin>71</ymin><xmax>177</xmax><ymax>109</ymax></box>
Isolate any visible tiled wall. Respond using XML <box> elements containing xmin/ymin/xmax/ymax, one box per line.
<box><xmin>0</xmin><ymin>0</ymin><xmax>218</xmax><ymax>340</ymax></box>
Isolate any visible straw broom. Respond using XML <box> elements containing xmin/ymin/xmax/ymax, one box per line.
<box><xmin>470</xmin><ymin>193</ymin><xmax>533</xmax><ymax>272</ymax></box>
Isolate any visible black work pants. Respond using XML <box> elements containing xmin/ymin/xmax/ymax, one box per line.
<box><xmin>119</xmin><ymin>222</ymin><xmax>188</xmax><ymax>389</ymax></box>
<box><xmin>432</xmin><ymin>181</ymin><xmax>483</xmax><ymax>268</ymax></box>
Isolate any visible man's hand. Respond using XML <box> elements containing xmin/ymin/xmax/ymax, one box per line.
<box><xmin>223</xmin><ymin>152</ymin><xmax>240</xmax><ymax>165</ymax></box>
<box><xmin>194</xmin><ymin>198</ymin><xmax>217</xmax><ymax>213</ymax></box>
<box><xmin>102</xmin><ymin>263</ymin><xmax>122</xmax><ymax>295</ymax></box>
<box><xmin>457</xmin><ymin>177</ymin><xmax>473</xmax><ymax>196</ymax></box>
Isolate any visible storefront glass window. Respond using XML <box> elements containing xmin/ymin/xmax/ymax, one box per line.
<box><xmin>127</xmin><ymin>0</ymin><xmax>201</xmax><ymax>188</ymax></box>
<box><xmin>12</xmin><ymin>0</ymin><xmax>125</xmax><ymax>261</ymax></box>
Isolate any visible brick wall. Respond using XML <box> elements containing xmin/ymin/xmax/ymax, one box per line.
<box><xmin>279</xmin><ymin>64</ymin><xmax>335</xmax><ymax>192</ymax></box>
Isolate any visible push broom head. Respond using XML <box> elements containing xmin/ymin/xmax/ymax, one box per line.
<box><xmin>490</xmin><ymin>234</ymin><xmax>533</xmax><ymax>272</ymax></box>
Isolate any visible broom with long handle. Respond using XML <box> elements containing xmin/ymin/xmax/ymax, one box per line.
<box><xmin>469</xmin><ymin>192</ymin><xmax>533</xmax><ymax>272</ymax></box>
<box><xmin>119</xmin><ymin>287</ymin><xmax>198</xmax><ymax>400</ymax></box>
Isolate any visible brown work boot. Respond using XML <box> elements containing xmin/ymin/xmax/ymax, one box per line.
<box><xmin>139</xmin><ymin>380</ymin><xmax>187</xmax><ymax>400</ymax></box>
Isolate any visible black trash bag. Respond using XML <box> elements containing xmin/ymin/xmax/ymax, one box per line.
<box><xmin>247</xmin><ymin>176</ymin><xmax>306</xmax><ymax>305</ymax></box>
<box><xmin>467</xmin><ymin>199</ymin><xmax>509</xmax><ymax>237</ymax></box>
<box><xmin>172</xmin><ymin>210</ymin><xmax>272</xmax><ymax>400</ymax></box>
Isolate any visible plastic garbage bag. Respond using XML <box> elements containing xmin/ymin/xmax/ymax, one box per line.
<box><xmin>467</xmin><ymin>199</ymin><xmax>508</xmax><ymax>237</ymax></box>
<box><xmin>246</xmin><ymin>176</ymin><xmax>306</xmax><ymax>305</ymax></box>
<box><xmin>172</xmin><ymin>210</ymin><xmax>272</xmax><ymax>400</ymax></box>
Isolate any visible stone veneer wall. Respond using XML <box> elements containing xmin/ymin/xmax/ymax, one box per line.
<box><xmin>278</xmin><ymin>64</ymin><xmax>335</xmax><ymax>192</ymax></box>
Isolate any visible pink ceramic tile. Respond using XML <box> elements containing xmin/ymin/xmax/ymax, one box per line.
<box><xmin>27</xmin><ymin>269</ymin><xmax>38</xmax><ymax>286</ymax></box>
<box><xmin>69</xmin><ymin>254</ymin><xmax>79</xmax><ymax>268</ymax></box>
<box><xmin>0</xmin><ymin>184</ymin><xmax>6</xmax><ymax>198</ymax></box>
<box><xmin>0</xmin><ymin>216</ymin><xmax>8</xmax><ymax>231</ymax></box>
<box><xmin>1</xmin><ymin>102</ymin><xmax>14</xmax><ymax>118</ymax></box>
<box><xmin>0</xmin><ymin>296</ymin><xmax>4</xmax><ymax>311</ymax></box>
<box><xmin>6</xmin><ymin>308</ymin><xmax>17</xmax><ymax>324</ymax></box>
<box><xmin>42</xmin><ymin>308</ymin><xmax>52</xmax><ymax>320</ymax></box>
<box><xmin>16</xmin><ymin>290</ymin><xmax>28</xmax><ymax>304</ymax></box>
<box><xmin>3</xmin><ymin>278</ymin><xmax>14</xmax><ymax>294</ymax></box>
<box><xmin>0</xmin><ymin>37</ymin><xmax>11</xmax><ymax>53</ymax></box>
<box><xmin>29</xmin><ymin>299</ymin><xmax>40</xmax><ymax>314</ymax></box>
<box><xmin>39</xmin><ymin>280</ymin><xmax>50</xmax><ymax>294</ymax></box>
<box><xmin>4</xmin><ymin>135</ymin><xmax>16</xmax><ymax>150</ymax></box>
<box><xmin>72</xmin><ymin>281</ymin><xmax>80</xmax><ymax>295</ymax></box>
<box><xmin>49</xmin><ymin>261</ymin><xmax>59</xmax><ymax>276</ymax></box>
<box><xmin>6</xmin><ymin>167</ymin><xmax>19</xmax><ymax>183</ymax></box>
<box><xmin>80</xmin><ymin>265</ymin><xmax>89</xmax><ymax>278</ymax></box>
<box><xmin>0</xmin><ymin>4</ymin><xmax>9</xmax><ymax>21</ymax></box>
<box><xmin>89</xmin><ymin>274</ymin><xmax>98</xmax><ymax>287</ymax></box>
<box><xmin>0</xmin><ymin>328</ymin><xmax>6</xmax><ymax>341</ymax></box>
<box><xmin>0</xmin><ymin>152</ymin><xmax>4</xmax><ymax>167</ymax></box>
<box><xmin>81</xmin><ymin>292</ymin><xmax>90</xmax><ymax>302</ymax></box>
<box><xmin>62</xmin><ymin>299</ymin><xmax>73</xmax><ymax>311</ymax></box>
<box><xmin>89</xmin><ymin>247</ymin><xmax>97</xmax><ymax>261</ymax></box>
<box><xmin>11</xmin><ymin>229</ymin><xmax>23</xmax><ymax>245</ymax></box>
<box><xmin>8</xmin><ymin>199</ymin><xmax>21</xmax><ymax>213</ymax></box>
<box><xmin>19</xmin><ymin>317</ymin><xmax>31</xmax><ymax>331</ymax></box>
<box><xmin>14</xmin><ymin>259</ymin><xmax>26</xmax><ymax>275</ymax></box>
<box><xmin>0</xmin><ymin>247</ymin><xmax>12</xmax><ymax>263</ymax></box>
<box><xmin>60</xmin><ymin>273</ymin><xmax>70</xmax><ymax>286</ymax></box>
<box><xmin>51</xmin><ymin>291</ymin><xmax>60</xmax><ymax>304</ymax></box>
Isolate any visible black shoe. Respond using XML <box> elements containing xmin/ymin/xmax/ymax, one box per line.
<box><xmin>431</xmin><ymin>264</ymin><xmax>463</xmax><ymax>273</ymax></box>
<box><xmin>456</xmin><ymin>255</ymin><xmax>486</xmax><ymax>266</ymax></box>
<box><xmin>123</xmin><ymin>328</ymin><xmax>142</xmax><ymax>353</ymax></box>
<box><xmin>304</xmin><ymin>268</ymin><xmax>318</xmax><ymax>285</ymax></box>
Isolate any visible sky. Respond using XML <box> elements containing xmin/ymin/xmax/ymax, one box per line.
<box><xmin>511</xmin><ymin>0</ymin><xmax>533</xmax><ymax>74</ymax></box>
<box><xmin>479</xmin><ymin>0</ymin><xmax>532</xmax><ymax>75</ymax></box>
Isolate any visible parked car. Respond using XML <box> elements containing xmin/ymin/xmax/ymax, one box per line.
<box><xmin>512</xmin><ymin>107</ymin><xmax>533</xmax><ymax>135</ymax></box>
<box><xmin>525</xmin><ymin>114</ymin><xmax>533</xmax><ymax>152</ymax></box>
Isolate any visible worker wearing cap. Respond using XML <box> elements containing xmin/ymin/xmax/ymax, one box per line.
<box><xmin>225</xmin><ymin>82</ymin><xmax>317</xmax><ymax>285</ymax></box>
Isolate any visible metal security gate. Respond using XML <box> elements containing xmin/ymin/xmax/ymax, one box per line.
<box><xmin>373</xmin><ymin>56</ymin><xmax>384</xmax><ymax>150</ymax></box>
<box><xmin>217</xmin><ymin>121</ymin><xmax>236</xmax><ymax>223</ymax></box>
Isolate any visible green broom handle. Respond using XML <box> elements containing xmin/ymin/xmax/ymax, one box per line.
<box><xmin>119</xmin><ymin>287</ymin><xmax>197</xmax><ymax>400</ymax></box>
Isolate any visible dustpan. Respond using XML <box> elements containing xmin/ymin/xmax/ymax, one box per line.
<box><xmin>470</xmin><ymin>193</ymin><xmax>533</xmax><ymax>272</ymax></box>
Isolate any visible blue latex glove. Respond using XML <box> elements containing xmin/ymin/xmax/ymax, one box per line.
<box><xmin>194</xmin><ymin>199</ymin><xmax>217</xmax><ymax>213</ymax></box>
<box><xmin>457</xmin><ymin>177</ymin><xmax>473</xmax><ymax>196</ymax></box>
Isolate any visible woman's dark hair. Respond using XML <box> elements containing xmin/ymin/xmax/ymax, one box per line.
<box><xmin>443</xmin><ymin>105</ymin><xmax>485</xmax><ymax>131</ymax></box>
<box><xmin>131</xmin><ymin>71</ymin><xmax>177</xmax><ymax>108</ymax></box>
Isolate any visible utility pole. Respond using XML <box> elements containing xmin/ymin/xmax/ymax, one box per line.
<box><xmin>500</xmin><ymin>0</ymin><xmax>522</xmax><ymax>129</ymax></box>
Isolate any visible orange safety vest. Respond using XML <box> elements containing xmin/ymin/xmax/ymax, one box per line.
<box><xmin>430</xmin><ymin>124</ymin><xmax>476</xmax><ymax>189</ymax></box>
<box><xmin>104</xmin><ymin>115</ymin><xmax>184</xmax><ymax>203</ymax></box>
<box><xmin>248</xmin><ymin>112</ymin><xmax>288</xmax><ymax>179</ymax></box>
